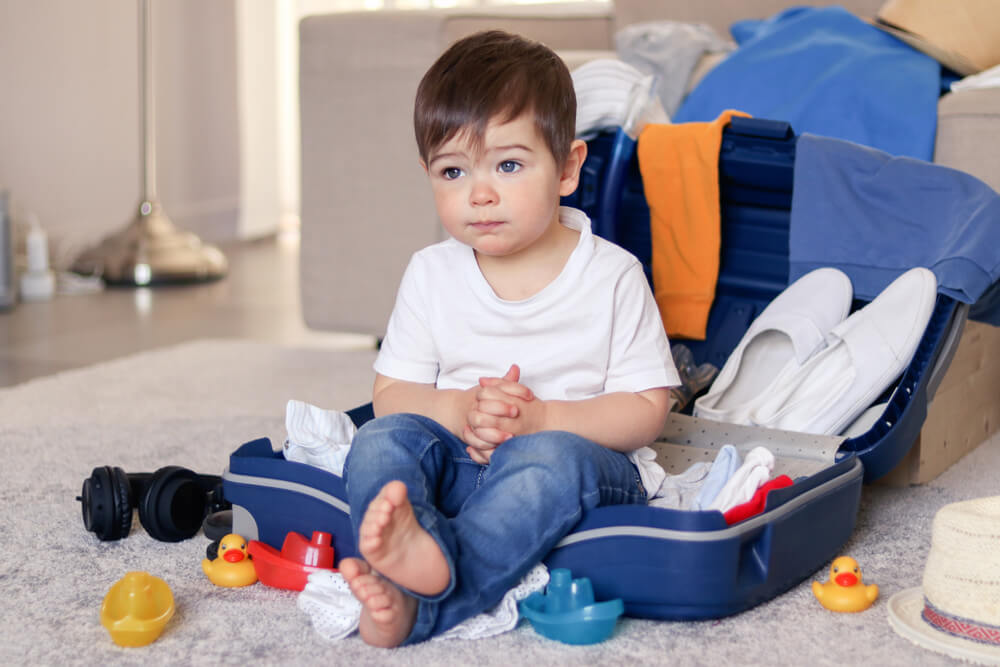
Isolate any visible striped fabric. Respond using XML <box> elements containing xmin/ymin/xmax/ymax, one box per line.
<box><xmin>922</xmin><ymin>599</ymin><xmax>1000</xmax><ymax>647</ymax></box>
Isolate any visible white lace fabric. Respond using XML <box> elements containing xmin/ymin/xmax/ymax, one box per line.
<box><xmin>298</xmin><ymin>564</ymin><xmax>549</xmax><ymax>642</ymax></box>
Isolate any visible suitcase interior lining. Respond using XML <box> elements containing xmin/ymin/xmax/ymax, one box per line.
<box><xmin>650</xmin><ymin>413</ymin><xmax>843</xmax><ymax>481</ymax></box>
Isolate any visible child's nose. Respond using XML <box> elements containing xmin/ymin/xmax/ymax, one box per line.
<box><xmin>469</xmin><ymin>179</ymin><xmax>498</xmax><ymax>206</ymax></box>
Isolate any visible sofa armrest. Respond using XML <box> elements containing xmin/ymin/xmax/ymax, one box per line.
<box><xmin>934</xmin><ymin>88</ymin><xmax>1000</xmax><ymax>193</ymax></box>
<box><xmin>299</xmin><ymin>5</ymin><xmax>612</xmax><ymax>336</ymax></box>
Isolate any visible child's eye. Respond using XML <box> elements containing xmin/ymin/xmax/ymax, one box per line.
<box><xmin>441</xmin><ymin>167</ymin><xmax>463</xmax><ymax>180</ymax></box>
<box><xmin>498</xmin><ymin>160</ymin><xmax>521</xmax><ymax>174</ymax></box>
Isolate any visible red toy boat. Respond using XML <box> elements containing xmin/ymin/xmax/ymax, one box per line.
<box><xmin>248</xmin><ymin>530</ymin><xmax>337</xmax><ymax>590</ymax></box>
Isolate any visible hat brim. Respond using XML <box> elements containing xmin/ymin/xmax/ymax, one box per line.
<box><xmin>866</xmin><ymin>19</ymin><xmax>978</xmax><ymax>76</ymax></box>
<box><xmin>887</xmin><ymin>587</ymin><xmax>1000</xmax><ymax>665</ymax></box>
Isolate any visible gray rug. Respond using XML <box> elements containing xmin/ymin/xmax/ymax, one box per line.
<box><xmin>0</xmin><ymin>339</ymin><xmax>992</xmax><ymax>665</ymax></box>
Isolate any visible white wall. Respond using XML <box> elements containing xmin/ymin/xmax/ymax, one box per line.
<box><xmin>0</xmin><ymin>0</ymin><xmax>586</xmax><ymax>267</ymax></box>
<box><xmin>235</xmin><ymin>0</ymin><xmax>297</xmax><ymax>239</ymax></box>
<box><xmin>0</xmin><ymin>0</ymin><xmax>240</xmax><ymax>268</ymax></box>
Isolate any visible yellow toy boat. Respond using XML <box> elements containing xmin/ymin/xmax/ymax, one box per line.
<box><xmin>100</xmin><ymin>571</ymin><xmax>175</xmax><ymax>647</ymax></box>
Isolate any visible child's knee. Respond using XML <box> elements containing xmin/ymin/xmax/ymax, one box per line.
<box><xmin>492</xmin><ymin>431</ymin><xmax>594</xmax><ymax>469</ymax></box>
<box><xmin>348</xmin><ymin>414</ymin><xmax>415</xmax><ymax>469</ymax></box>
<box><xmin>353</xmin><ymin>413</ymin><xmax>429</xmax><ymax>450</ymax></box>
<box><xmin>357</xmin><ymin>412</ymin><xmax>421</xmax><ymax>437</ymax></box>
<box><xmin>347</xmin><ymin>413</ymin><xmax>447</xmax><ymax>475</ymax></box>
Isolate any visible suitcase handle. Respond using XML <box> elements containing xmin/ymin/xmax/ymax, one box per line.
<box><xmin>592</xmin><ymin>128</ymin><xmax>637</xmax><ymax>245</ymax></box>
<box><xmin>726</xmin><ymin>116</ymin><xmax>794</xmax><ymax>140</ymax></box>
<box><xmin>736</xmin><ymin>524</ymin><xmax>774</xmax><ymax>585</ymax></box>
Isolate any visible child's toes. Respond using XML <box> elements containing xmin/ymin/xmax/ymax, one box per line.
<box><xmin>384</xmin><ymin>480</ymin><xmax>408</xmax><ymax>506</ymax></box>
<box><xmin>349</xmin><ymin>574</ymin><xmax>379</xmax><ymax>600</ymax></box>
<box><xmin>369</xmin><ymin>604</ymin><xmax>397</xmax><ymax>623</ymax></box>
<box><xmin>373</xmin><ymin>506</ymin><xmax>393</xmax><ymax>527</ymax></box>
<box><xmin>359</xmin><ymin>533</ymin><xmax>383</xmax><ymax>552</ymax></box>
<box><xmin>339</xmin><ymin>557</ymin><xmax>368</xmax><ymax>580</ymax></box>
<box><xmin>367</xmin><ymin>590</ymin><xmax>394</xmax><ymax>612</ymax></box>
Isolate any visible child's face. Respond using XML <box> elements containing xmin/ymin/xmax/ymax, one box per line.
<box><xmin>422</xmin><ymin>113</ymin><xmax>580</xmax><ymax>259</ymax></box>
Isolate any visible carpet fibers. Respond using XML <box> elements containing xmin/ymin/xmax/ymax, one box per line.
<box><xmin>0</xmin><ymin>339</ymin><xmax>991</xmax><ymax>665</ymax></box>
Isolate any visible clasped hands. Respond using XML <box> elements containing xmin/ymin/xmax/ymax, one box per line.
<box><xmin>462</xmin><ymin>364</ymin><xmax>545</xmax><ymax>464</ymax></box>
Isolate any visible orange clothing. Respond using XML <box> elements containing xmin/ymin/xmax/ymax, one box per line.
<box><xmin>637</xmin><ymin>110</ymin><xmax>750</xmax><ymax>340</ymax></box>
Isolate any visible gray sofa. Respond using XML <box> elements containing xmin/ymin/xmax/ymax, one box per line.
<box><xmin>299</xmin><ymin>0</ymin><xmax>1000</xmax><ymax>337</ymax></box>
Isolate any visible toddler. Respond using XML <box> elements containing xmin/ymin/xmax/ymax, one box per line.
<box><xmin>340</xmin><ymin>29</ymin><xmax>680</xmax><ymax>647</ymax></box>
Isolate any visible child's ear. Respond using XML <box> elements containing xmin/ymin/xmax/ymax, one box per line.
<box><xmin>558</xmin><ymin>139</ymin><xmax>588</xmax><ymax>197</ymax></box>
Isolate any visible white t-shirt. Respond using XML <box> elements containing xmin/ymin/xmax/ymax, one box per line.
<box><xmin>374</xmin><ymin>206</ymin><xmax>680</xmax><ymax>493</ymax></box>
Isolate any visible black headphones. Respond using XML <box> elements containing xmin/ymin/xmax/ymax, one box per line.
<box><xmin>78</xmin><ymin>465</ymin><xmax>229</xmax><ymax>542</ymax></box>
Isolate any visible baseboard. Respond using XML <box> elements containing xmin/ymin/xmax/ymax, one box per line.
<box><xmin>168</xmin><ymin>195</ymin><xmax>242</xmax><ymax>242</ymax></box>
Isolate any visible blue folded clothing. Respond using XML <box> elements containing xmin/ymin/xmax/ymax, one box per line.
<box><xmin>674</xmin><ymin>6</ymin><xmax>940</xmax><ymax>160</ymax></box>
<box><xmin>789</xmin><ymin>134</ymin><xmax>1000</xmax><ymax>323</ymax></box>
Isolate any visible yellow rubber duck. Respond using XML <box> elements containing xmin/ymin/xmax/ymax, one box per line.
<box><xmin>202</xmin><ymin>533</ymin><xmax>258</xmax><ymax>587</ymax></box>
<box><xmin>812</xmin><ymin>556</ymin><xmax>878</xmax><ymax>613</ymax></box>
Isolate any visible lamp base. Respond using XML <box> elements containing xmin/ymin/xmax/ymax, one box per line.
<box><xmin>71</xmin><ymin>201</ymin><xmax>228</xmax><ymax>286</ymax></box>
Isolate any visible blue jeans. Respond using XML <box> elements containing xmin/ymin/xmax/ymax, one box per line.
<box><xmin>344</xmin><ymin>412</ymin><xmax>647</xmax><ymax>644</ymax></box>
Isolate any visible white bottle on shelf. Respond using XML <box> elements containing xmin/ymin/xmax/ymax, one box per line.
<box><xmin>19</xmin><ymin>213</ymin><xmax>56</xmax><ymax>302</ymax></box>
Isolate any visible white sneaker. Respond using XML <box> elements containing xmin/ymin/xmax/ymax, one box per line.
<box><xmin>749</xmin><ymin>267</ymin><xmax>937</xmax><ymax>435</ymax></box>
<box><xmin>693</xmin><ymin>268</ymin><xmax>853</xmax><ymax>425</ymax></box>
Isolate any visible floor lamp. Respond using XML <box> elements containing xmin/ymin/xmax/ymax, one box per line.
<box><xmin>72</xmin><ymin>0</ymin><xmax>227</xmax><ymax>286</ymax></box>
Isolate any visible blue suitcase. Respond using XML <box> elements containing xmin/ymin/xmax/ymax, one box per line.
<box><xmin>223</xmin><ymin>118</ymin><xmax>966</xmax><ymax>620</ymax></box>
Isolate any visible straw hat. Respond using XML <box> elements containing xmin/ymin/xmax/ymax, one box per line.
<box><xmin>870</xmin><ymin>0</ymin><xmax>1000</xmax><ymax>76</ymax></box>
<box><xmin>887</xmin><ymin>496</ymin><xmax>1000</xmax><ymax>665</ymax></box>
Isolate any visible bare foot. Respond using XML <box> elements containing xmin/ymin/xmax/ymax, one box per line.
<box><xmin>340</xmin><ymin>557</ymin><xmax>417</xmax><ymax>648</ymax></box>
<box><xmin>359</xmin><ymin>480</ymin><xmax>450</xmax><ymax>596</ymax></box>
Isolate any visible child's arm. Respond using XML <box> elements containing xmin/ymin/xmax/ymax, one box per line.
<box><xmin>372</xmin><ymin>373</ymin><xmax>476</xmax><ymax>437</ymax></box>
<box><xmin>468</xmin><ymin>382</ymin><xmax>671</xmax><ymax>453</ymax></box>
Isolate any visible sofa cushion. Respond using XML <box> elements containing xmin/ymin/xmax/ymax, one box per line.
<box><xmin>443</xmin><ymin>3</ymin><xmax>612</xmax><ymax>50</ymax></box>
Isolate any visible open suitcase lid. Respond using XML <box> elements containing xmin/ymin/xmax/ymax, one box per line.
<box><xmin>562</xmin><ymin>118</ymin><xmax>970</xmax><ymax>482</ymax></box>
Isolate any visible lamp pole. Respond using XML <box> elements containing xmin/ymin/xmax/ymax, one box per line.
<box><xmin>71</xmin><ymin>0</ymin><xmax>227</xmax><ymax>286</ymax></box>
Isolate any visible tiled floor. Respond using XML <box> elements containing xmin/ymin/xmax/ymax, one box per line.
<box><xmin>0</xmin><ymin>234</ymin><xmax>376</xmax><ymax>387</ymax></box>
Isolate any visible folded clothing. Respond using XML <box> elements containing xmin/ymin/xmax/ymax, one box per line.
<box><xmin>692</xmin><ymin>444</ymin><xmax>741</xmax><ymax>511</ymax></box>
<box><xmin>649</xmin><ymin>444</ymin><xmax>790</xmax><ymax>519</ymax></box>
<box><xmin>674</xmin><ymin>6</ymin><xmax>940</xmax><ymax>160</ymax></box>
<box><xmin>637</xmin><ymin>109</ymin><xmax>750</xmax><ymax>340</ymax></box>
<box><xmin>571</xmin><ymin>58</ymin><xmax>666</xmax><ymax>139</ymax></box>
<box><xmin>282</xmin><ymin>399</ymin><xmax>356</xmax><ymax>475</ymax></box>
<box><xmin>789</xmin><ymin>134</ymin><xmax>1000</xmax><ymax>323</ymax></box>
<box><xmin>647</xmin><ymin>460</ymin><xmax>712</xmax><ymax>510</ymax></box>
<box><xmin>723</xmin><ymin>475</ymin><xmax>794</xmax><ymax>525</ymax></box>
<box><xmin>615</xmin><ymin>20</ymin><xmax>733</xmax><ymax>118</ymax></box>
<box><xmin>706</xmin><ymin>446</ymin><xmax>775</xmax><ymax>513</ymax></box>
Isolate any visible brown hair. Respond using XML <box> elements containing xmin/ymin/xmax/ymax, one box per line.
<box><xmin>414</xmin><ymin>30</ymin><xmax>576</xmax><ymax>166</ymax></box>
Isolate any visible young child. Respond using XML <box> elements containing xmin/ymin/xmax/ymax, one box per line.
<box><xmin>340</xmin><ymin>30</ymin><xmax>680</xmax><ymax>647</ymax></box>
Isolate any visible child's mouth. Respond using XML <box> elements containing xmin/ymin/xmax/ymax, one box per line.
<box><xmin>469</xmin><ymin>221</ymin><xmax>505</xmax><ymax>232</ymax></box>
